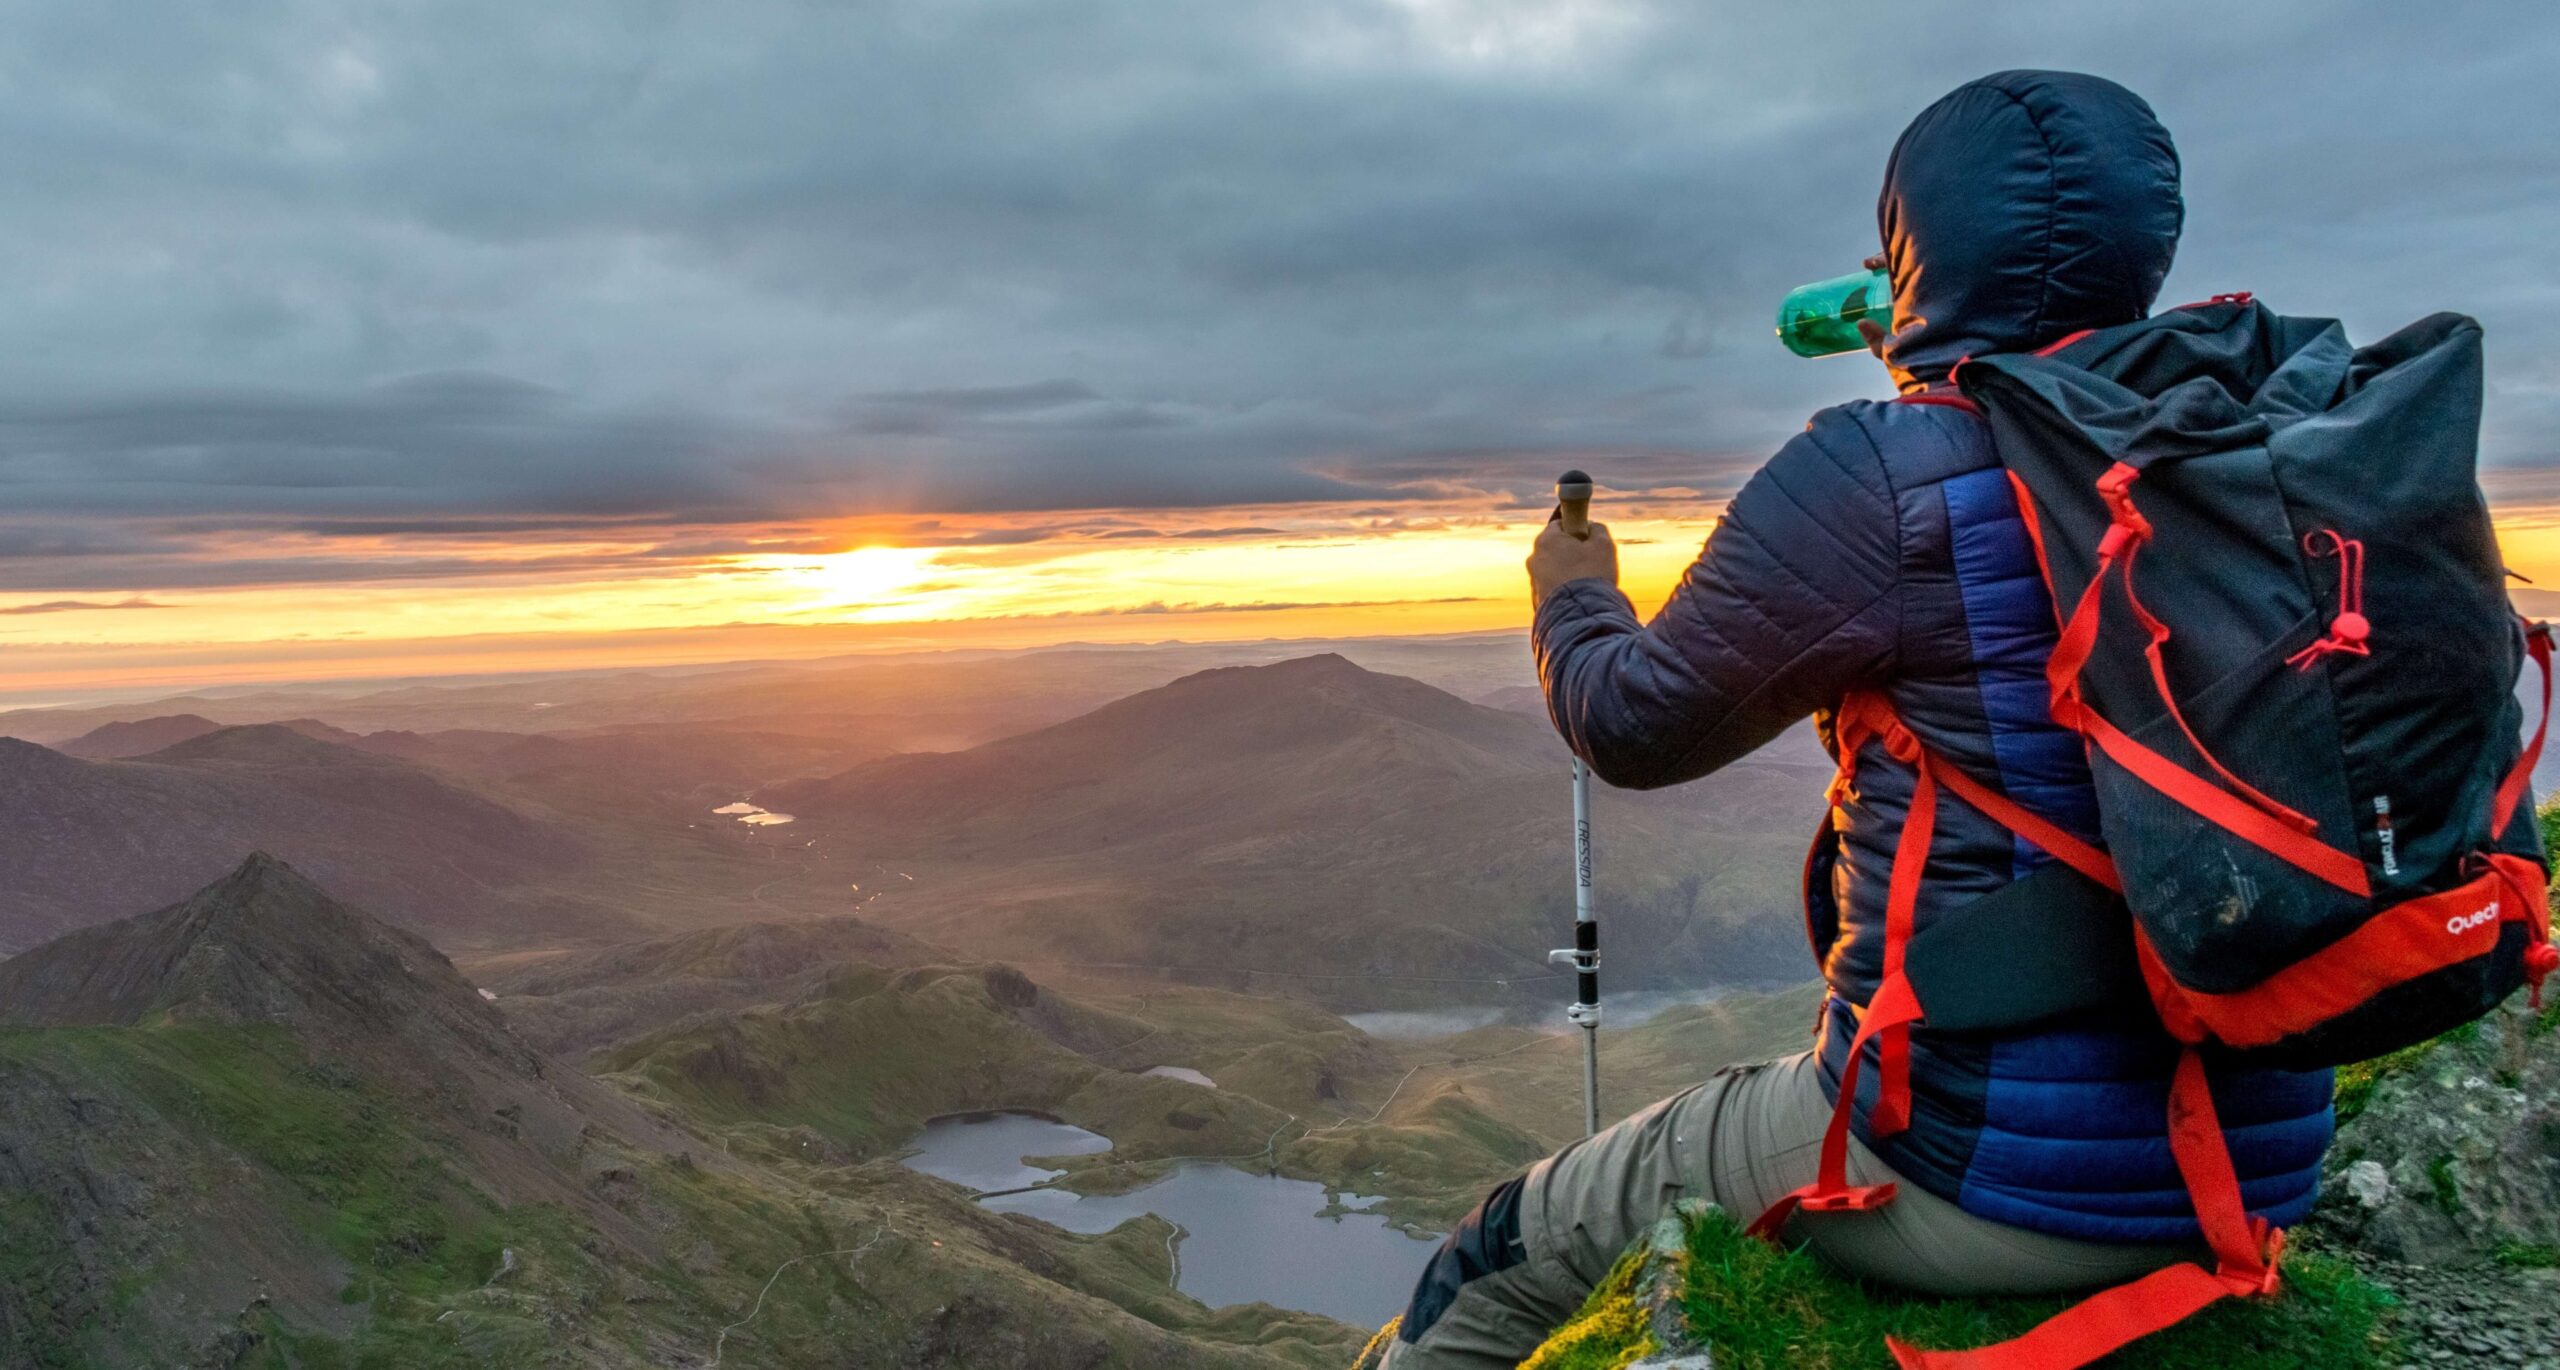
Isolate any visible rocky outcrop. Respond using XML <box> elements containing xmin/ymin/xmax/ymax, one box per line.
<box><xmin>2305</xmin><ymin>992</ymin><xmax>2560</xmax><ymax>1366</ymax></box>
<box><xmin>2316</xmin><ymin>994</ymin><xmax>2559</xmax><ymax>1266</ymax></box>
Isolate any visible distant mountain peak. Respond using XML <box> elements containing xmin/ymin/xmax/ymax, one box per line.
<box><xmin>1237</xmin><ymin>651</ymin><xmax>1374</xmax><ymax>681</ymax></box>
<box><xmin>1152</xmin><ymin>652</ymin><xmax>1415</xmax><ymax>707</ymax></box>
<box><xmin>139</xmin><ymin>722</ymin><xmax>376</xmax><ymax>766</ymax></box>
<box><xmin>0</xmin><ymin>853</ymin><xmax>541</xmax><ymax>1076</ymax></box>
<box><xmin>55</xmin><ymin>712</ymin><xmax>226</xmax><ymax>759</ymax></box>
<box><xmin>1260</xmin><ymin>651</ymin><xmax>1363</xmax><ymax>674</ymax></box>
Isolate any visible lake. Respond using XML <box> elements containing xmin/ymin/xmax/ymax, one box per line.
<box><xmin>711</xmin><ymin>800</ymin><xmax>796</xmax><ymax>826</ymax></box>
<box><xmin>900</xmin><ymin>1110</ymin><xmax>1437</xmax><ymax>1327</ymax></box>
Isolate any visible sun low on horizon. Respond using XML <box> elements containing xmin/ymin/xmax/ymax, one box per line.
<box><xmin>14</xmin><ymin>489</ymin><xmax>2560</xmax><ymax>706</ymax></box>
<box><xmin>0</xmin><ymin>493</ymin><xmax>1731</xmax><ymax>704</ymax></box>
<box><xmin>2</xmin><ymin>1</ymin><xmax>2555</xmax><ymax>714</ymax></box>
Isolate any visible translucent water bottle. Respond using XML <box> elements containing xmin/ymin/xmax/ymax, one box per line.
<box><xmin>1775</xmin><ymin>267</ymin><xmax>1894</xmax><ymax>358</ymax></box>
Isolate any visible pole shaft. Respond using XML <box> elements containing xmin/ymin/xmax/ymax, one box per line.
<box><xmin>1554</xmin><ymin>470</ymin><xmax>1602</xmax><ymax>1139</ymax></box>
<box><xmin>1573</xmin><ymin>758</ymin><xmax>1599</xmax><ymax>1136</ymax></box>
<box><xmin>1582</xmin><ymin>1029</ymin><xmax>1601</xmax><ymax>1138</ymax></box>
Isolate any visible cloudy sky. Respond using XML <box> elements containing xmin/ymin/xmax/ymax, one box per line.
<box><xmin>2</xmin><ymin>0</ymin><xmax>2555</xmax><ymax>698</ymax></box>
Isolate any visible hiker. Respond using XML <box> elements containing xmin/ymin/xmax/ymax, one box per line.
<box><xmin>1379</xmin><ymin>70</ymin><xmax>2355</xmax><ymax>1369</ymax></box>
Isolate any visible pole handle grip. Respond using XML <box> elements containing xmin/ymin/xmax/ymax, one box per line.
<box><xmin>1555</xmin><ymin>469</ymin><xmax>1595</xmax><ymax>541</ymax></box>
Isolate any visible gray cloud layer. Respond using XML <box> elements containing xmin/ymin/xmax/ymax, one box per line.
<box><xmin>0</xmin><ymin>1</ymin><xmax>2554</xmax><ymax>591</ymax></box>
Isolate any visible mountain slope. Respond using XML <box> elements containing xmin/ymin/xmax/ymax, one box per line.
<box><xmin>765</xmin><ymin>655</ymin><xmax>1822</xmax><ymax>1007</ymax></box>
<box><xmin>472</xmin><ymin>914</ymin><xmax>951</xmax><ymax>1058</ymax></box>
<box><xmin>0</xmin><ymin>727</ymin><xmax>603</xmax><ymax>953</ymax></box>
<box><xmin>53</xmin><ymin>712</ymin><xmax>226</xmax><ymax>759</ymax></box>
<box><xmin>0</xmin><ymin>851</ymin><xmax>540</xmax><ymax>1074</ymax></box>
<box><xmin>0</xmin><ymin>857</ymin><xmax>1358</xmax><ymax>1368</ymax></box>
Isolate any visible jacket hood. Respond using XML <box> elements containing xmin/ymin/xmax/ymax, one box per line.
<box><xmin>1878</xmin><ymin>70</ymin><xmax>2183</xmax><ymax>393</ymax></box>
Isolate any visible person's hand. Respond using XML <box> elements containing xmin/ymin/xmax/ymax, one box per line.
<box><xmin>1528</xmin><ymin>514</ymin><xmax>1619</xmax><ymax>608</ymax></box>
<box><xmin>1853</xmin><ymin>252</ymin><xmax>1894</xmax><ymax>358</ymax></box>
<box><xmin>1856</xmin><ymin>252</ymin><xmax>1891</xmax><ymax>359</ymax></box>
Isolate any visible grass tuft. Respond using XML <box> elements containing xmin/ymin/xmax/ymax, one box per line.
<box><xmin>1515</xmin><ymin>1246</ymin><xmax>1658</xmax><ymax>1370</ymax></box>
<box><xmin>1512</xmin><ymin>1205</ymin><xmax>2401</xmax><ymax>1370</ymax></box>
<box><xmin>2423</xmin><ymin>1155</ymin><xmax>2462</xmax><ymax>1216</ymax></box>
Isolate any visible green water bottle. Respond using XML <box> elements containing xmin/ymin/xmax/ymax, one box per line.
<box><xmin>1775</xmin><ymin>267</ymin><xmax>1893</xmax><ymax>358</ymax></box>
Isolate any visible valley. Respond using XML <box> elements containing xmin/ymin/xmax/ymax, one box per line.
<box><xmin>0</xmin><ymin>634</ymin><xmax>1832</xmax><ymax>1366</ymax></box>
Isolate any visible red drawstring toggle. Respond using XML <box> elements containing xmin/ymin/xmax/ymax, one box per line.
<box><xmin>2288</xmin><ymin>530</ymin><xmax>2370</xmax><ymax>670</ymax></box>
<box><xmin>2526</xmin><ymin>943</ymin><xmax>2559</xmax><ymax>1009</ymax></box>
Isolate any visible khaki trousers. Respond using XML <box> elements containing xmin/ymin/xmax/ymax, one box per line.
<box><xmin>1381</xmin><ymin>1051</ymin><xmax>2199</xmax><ymax>1370</ymax></box>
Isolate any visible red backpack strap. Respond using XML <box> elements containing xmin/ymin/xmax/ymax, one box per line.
<box><xmin>1749</xmin><ymin>694</ymin><xmax>1928</xmax><ymax>1237</ymax></box>
<box><xmin>2491</xmin><ymin>618</ymin><xmax>2551</xmax><ymax>835</ymax></box>
<box><xmin>1885</xmin><ymin>1051</ymin><xmax>2283</xmax><ymax>1370</ymax></box>
<box><xmin>2495</xmin><ymin>620</ymin><xmax>2558</xmax><ymax>1001</ymax></box>
<box><xmin>1748</xmin><ymin>695</ymin><xmax>2122</xmax><ymax>1241</ymax></box>
<box><xmin>1743</xmin><ymin>972</ymin><xmax>1921</xmax><ymax>1239</ymax></box>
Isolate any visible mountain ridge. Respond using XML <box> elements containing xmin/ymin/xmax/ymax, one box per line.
<box><xmin>0</xmin><ymin>851</ymin><xmax>538</xmax><ymax>1074</ymax></box>
<box><xmin>0</xmin><ymin>856</ymin><xmax>1361</xmax><ymax>1368</ymax></box>
<box><xmin>762</xmin><ymin>653</ymin><xmax>1818</xmax><ymax>1006</ymax></box>
<box><xmin>0</xmin><ymin>727</ymin><xmax>604</xmax><ymax>954</ymax></box>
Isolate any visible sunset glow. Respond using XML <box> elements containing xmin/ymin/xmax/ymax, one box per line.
<box><xmin>11</xmin><ymin>493</ymin><xmax>2560</xmax><ymax>707</ymax></box>
<box><xmin>0</xmin><ymin>497</ymin><xmax>1726</xmax><ymax>702</ymax></box>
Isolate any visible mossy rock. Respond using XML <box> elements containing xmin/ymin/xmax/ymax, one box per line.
<box><xmin>1508</xmin><ymin>1202</ymin><xmax>2401</xmax><ymax>1369</ymax></box>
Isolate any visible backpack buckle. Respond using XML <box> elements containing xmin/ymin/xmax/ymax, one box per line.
<box><xmin>2094</xmin><ymin>462</ymin><xmax>2152</xmax><ymax>542</ymax></box>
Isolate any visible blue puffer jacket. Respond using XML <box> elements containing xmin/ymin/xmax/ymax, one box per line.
<box><xmin>1533</xmin><ymin>71</ymin><xmax>2332</xmax><ymax>1245</ymax></box>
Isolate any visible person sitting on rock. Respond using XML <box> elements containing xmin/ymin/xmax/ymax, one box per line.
<box><xmin>1376</xmin><ymin>69</ymin><xmax>2335</xmax><ymax>1369</ymax></box>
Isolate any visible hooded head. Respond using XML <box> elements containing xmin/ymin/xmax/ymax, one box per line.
<box><xmin>1878</xmin><ymin>71</ymin><xmax>2183</xmax><ymax>393</ymax></box>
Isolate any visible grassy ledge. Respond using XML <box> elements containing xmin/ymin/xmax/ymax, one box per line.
<box><xmin>1514</xmin><ymin>1203</ymin><xmax>2400</xmax><ymax>1370</ymax></box>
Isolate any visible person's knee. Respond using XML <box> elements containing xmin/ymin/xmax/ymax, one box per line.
<box><xmin>1396</xmin><ymin>1173</ymin><xmax>1532</xmax><ymax>1345</ymax></box>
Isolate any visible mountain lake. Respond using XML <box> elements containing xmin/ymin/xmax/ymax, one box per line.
<box><xmin>711</xmin><ymin>800</ymin><xmax>796</xmax><ymax>826</ymax></box>
<box><xmin>900</xmin><ymin>1110</ymin><xmax>1436</xmax><ymax>1326</ymax></box>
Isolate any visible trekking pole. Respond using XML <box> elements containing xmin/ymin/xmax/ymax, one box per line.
<box><xmin>1547</xmin><ymin>469</ymin><xmax>1602</xmax><ymax>1137</ymax></box>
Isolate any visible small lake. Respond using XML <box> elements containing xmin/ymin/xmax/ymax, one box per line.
<box><xmin>711</xmin><ymin>801</ymin><xmax>796</xmax><ymax>826</ymax></box>
<box><xmin>901</xmin><ymin>1111</ymin><xmax>1436</xmax><ymax>1327</ymax></box>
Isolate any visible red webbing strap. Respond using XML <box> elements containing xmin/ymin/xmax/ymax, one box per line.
<box><xmin>1752</xmin><ymin>692</ymin><xmax>2120</xmax><ymax>1242</ymax></box>
<box><xmin>2040</xmin><ymin>469</ymin><xmax>2368</xmax><ymax>897</ymax></box>
<box><xmin>2493</xmin><ymin>622</ymin><xmax>2558</xmax><ymax>1001</ymax></box>
<box><xmin>1744</xmin><ymin>972</ymin><xmax>1920</xmax><ymax>1239</ymax></box>
<box><xmin>2492</xmin><ymin>620</ymin><xmax>2552</xmax><ymax>834</ymax></box>
<box><xmin>2163</xmin><ymin>1049</ymin><xmax>2281</xmax><ymax>1285</ymax></box>
<box><xmin>2076</xmin><ymin>709</ymin><xmax>2370</xmax><ymax>895</ymax></box>
<box><xmin>1749</xmin><ymin>698</ymin><xmax>1926</xmax><ymax>1239</ymax></box>
<box><xmin>1924</xmin><ymin>760</ymin><xmax>2122</xmax><ymax>894</ymax></box>
<box><xmin>2117</xmin><ymin>539</ymin><xmax>2315</xmax><ymax>832</ymax></box>
<box><xmin>1884</xmin><ymin>1051</ymin><xmax>2281</xmax><ymax>1369</ymax></box>
<box><xmin>1871</xmin><ymin>728</ymin><xmax>1935</xmax><ymax>1139</ymax></box>
<box><xmin>1884</xmin><ymin>1263</ymin><xmax>2242</xmax><ymax>1369</ymax></box>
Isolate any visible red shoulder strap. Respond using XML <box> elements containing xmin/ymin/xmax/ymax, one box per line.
<box><xmin>1757</xmin><ymin>696</ymin><xmax>2292</xmax><ymax>1370</ymax></box>
<box><xmin>1749</xmin><ymin>695</ymin><xmax>2120</xmax><ymax>1240</ymax></box>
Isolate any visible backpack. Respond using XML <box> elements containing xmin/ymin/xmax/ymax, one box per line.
<box><xmin>1749</xmin><ymin>296</ymin><xmax>2554</xmax><ymax>1370</ymax></box>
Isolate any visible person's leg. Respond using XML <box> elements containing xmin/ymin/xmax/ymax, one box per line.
<box><xmin>1381</xmin><ymin>1051</ymin><xmax>2199</xmax><ymax>1368</ymax></box>
<box><xmin>1733</xmin><ymin>1054</ymin><xmax>2204</xmax><ymax>1298</ymax></box>
<box><xmin>1382</xmin><ymin>1059</ymin><xmax>1797</xmax><ymax>1369</ymax></box>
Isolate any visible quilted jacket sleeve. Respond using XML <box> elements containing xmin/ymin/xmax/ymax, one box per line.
<box><xmin>1532</xmin><ymin>407</ymin><xmax>1905</xmax><ymax>790</ymax></box>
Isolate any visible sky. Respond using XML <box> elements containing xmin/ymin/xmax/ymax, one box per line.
<box><xmin>2</xmin><ymin>0</ymin><xmax>2557</xmax><ymax>702</ymax></box>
